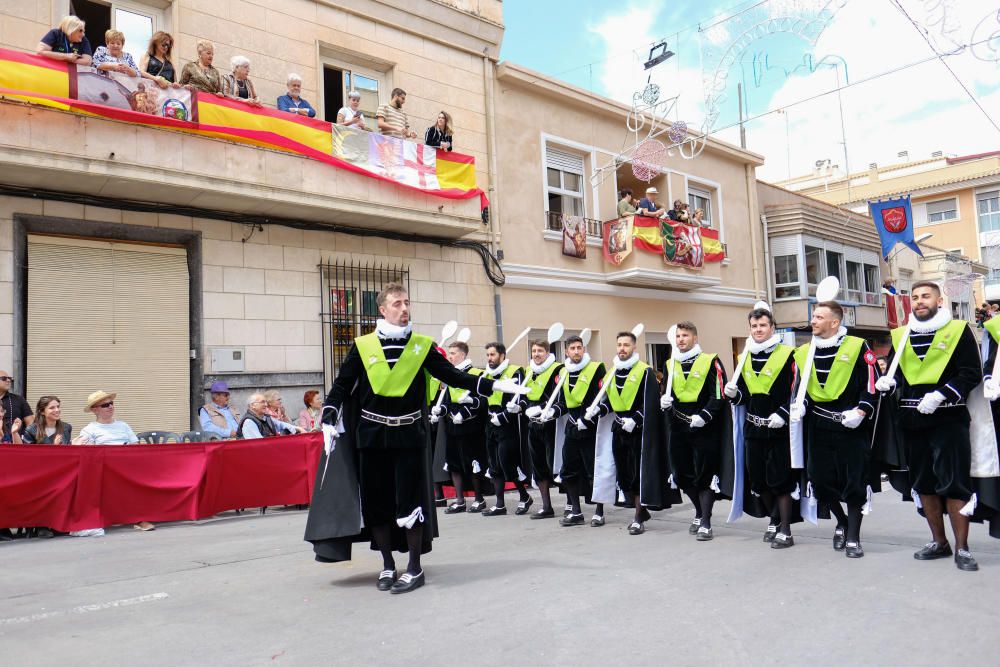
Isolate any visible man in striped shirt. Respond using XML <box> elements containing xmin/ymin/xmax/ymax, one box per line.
<box><xmin>377</xmin><ymin>88</ymin><xmax>417</xmax><ymax>140</ymax></box>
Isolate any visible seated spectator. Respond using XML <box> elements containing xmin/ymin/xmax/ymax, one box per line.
<box><xmin>298</xmin><ymin>390</ymin><xmax>323</xmax><ymax>431</ymax></box>
<box><xmin>37</xmin><ymin>15</ymin><xmax>93</xmax><ymax>67</ymax></box>
<box><xmin>0</xmin><ymin>401</ymin><xmax>23</xmax><ymax>444</ymax></box>
<box><xmin>377</xmin><ymin>87</ymin><xmax>417</xmax><ymax>139</ymax></box>
<box><xmin>617</xmin><ymin>188</ymin><xmax>636</xmax><ymax>217</ymax></box>
<box><xmin>94</xmin><ymin>29</ymin><xmax>160</xmax><ymax>86</ymax></box>
<box><xmin>20</xmin><ymin>395</ymin><xmax>72</xmax><ymax>444</ymax></box>
<box><xmin>424</xmin><ymin>111</ymin><xmax>453</xmax><ymax>151</ymax></box>
<box><xmin>199</xmin><ymin>381</ymin><xmax>240</xmax><ymax>439</ymax></box>
<box><xmin>179</xmin><ymin>40</ymin><xmax>223</xmax><ymax>95</ymax></box>
<box><xmin>239</xmin><ymin>393</ymin><xmax>301</xmax><ymax>438</ymax></box>
<box><xmin>222</xmin><ymin>55</ymin><xmax>262</xmax><ymax>107</ymax></box>
<box><xmin>263</xmin><ymin>390</ymin><xmax>293</xmax><ymax>431</ymax></box>
<box><xmin>0</xmin><ymin>370</ymin><xmax>33</xmax><ymax>436</ymax></box>
<box><xmin>692</xmin><ymin>207</ymin><xmax>708</xmax><ymax>226</ymax></box>
<box><xmin>140</xmin><ymin>31</ymin><xmax>179</xmax><ymax>87</ymax></box>
<box><xmin>277</xmin><ymin>73</ymin><xmax>316</xmax><ymax>117</ymax></box>
<box><xmin>337</xmin><ymin>90</ymin><xmax>366</xmax><ymax>129</ymax></box>
<box><xmin>637</xmin><ymin>187</ymin><xmax>666</xmax><ymax>218</ymax></box>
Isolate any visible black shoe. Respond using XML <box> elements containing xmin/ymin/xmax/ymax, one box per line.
<box><xmin>434</xmin><ymin>498</ymin><xmax>447</xmax><ymax>507</ymax></box>
<box><xmin>628</xmin><ymin>521</ymin><xmax>645</xmax><ymax>535</ymax></box>
<box><xmin>444</xmin><ymin>503</ymin><xmax>467</xmax><ymax>514</ymax></box>
<box><xmin>763</xmin><ymin>525</ymin><xmax>777</xmax><ymax>543</ymax></box>
<box><xmin>35</xmin><ymin>528</ymin><xmax>55</xmax><ymax>539</ymax></box>
<box><xmin>771</xmin><ymin>533</ymin><xmax>794</xmax><ymax>549</ymax></box>
<box><xmin>514</xmin><ymin>498</ymin><xmax>534</xmax><ymax>515</ymax></box>
<box><xmin>560</xmin><ymin>513</ymin><xmax>584</xmax><ymax>526</ymax></box>
<box><xmin>0</xmin><ymin>529</ymin><xmax>14</xmax><ymax>542</ymax></box>
<box><xmin>590</xmin><ymin>515</ymin><xmax>605</xmax><ymax>527</ymax></box>
<box><xmin>468</xmin><ymin>501</ymin><xmax>487</xmax><ymax>513</ymax></box>
<box><xmin>483</xmin><ymin>506</ymin><xmax>507</xmax><ymax>516</ymax></box>
<box><xmin>696</xmin><ymin>526</ymin><xmax>714</xmax><ymax>541</ymax></box>
<box><xmin>913</xmin><ymin>541</ymin><xmax>952</xmax><ymax>560</ymax></box>
<box><xmin>688</xmin><ymin>518</ymin><xmax>702</xmax><ymax>535</ymax></box>
<box><xmin>833</xmin><ymin>526</ymin><xmax>846</xmax><ymax>551</ymax></box>
<box><xmin>638</xmin><ymin>507</ymin><xmax>651</xmax><ymax>523</ymax></box>
<box><xmin>563</xmin><ymin>506</ymin><xmax>573</xmax><ymax>518</ymax></box>
<box><xmin>376</xmin><ymin>569</ymin><xmax>397</xmax><ymax>591</ymax></box>
<box><xmin>845</xmin><ymin>541</ymin><xmax>864</xmax><ymax>558</ymax></box>
<box><xmin>955</xmin><ymin>549</ymin><xmax>979</xmax><ymax>572</ymax></box>
<box><xmin>530</xmin><ymin>508</ymin><xmax>555</xmax><ymax>520</ymax></box>
<box><xmin>390</xmin><ymin>571</ymin><xmax>425</xmax><ymax>594</ymax></box>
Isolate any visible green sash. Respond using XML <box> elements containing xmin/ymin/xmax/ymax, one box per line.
<box><xmin>526</xmin><ymin>363</ymin><xmax>560</xmax><ymax>401</ymax></box>
<box><xmin>487</xmin><ymin>365</ymin><xmax>521</xmax><ymax>406</ymax></box>
<box><xmin>741</xmin><ymin>345</ymin><xmax>794</xmax><ymax>395</ymax></box>
<box><xmin>892</xmin><ymin>319</ymin><xmax>966</xmax><ymax>386</ymax></box>
<box><xmin>607</xmin><ymin>361</ymin><xmax>648</xmax><ymax>412</ymax></box>
<box><xmin>671</xmin><ymin>354</ymin><xmax>717</xmax><ymax>403</ymax></box>
<box><xmin>355</xmin><ymin>332</ymin><xmax>433</xmax><ymax>398</ymax></box>
<box><xmin>563</xmin><ymin>361</ymin><xmax>601</xmax><ymax>409</ymax></box>
<box><xmin>793</xmin><ymin>336</ymin><xmax>863</xmax><ymax>402</ymax></box>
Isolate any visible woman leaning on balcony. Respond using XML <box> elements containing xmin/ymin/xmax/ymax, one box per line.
<box><xmin>141</xmin><ymin>31</ymin><xmax>180</xmax><ymax>88</ymax></box>
<box><xmin>93</xmin><ymin>29</ymin><xmax>161</xmax><ymax>88</ymax></box>
<box><xmin>179</xmin><ymin>40</ymin><xmax>224</xmax><ymax>96</ymax></box>
<box><xmin>221</xmin><ymin>55</ymin><xmax>263</xmax><ymax>108</ymax></box>
<box><xmin>36</xmin><ymin>15</ymin><xmax>93</xmax><ymax>67</ymax></box>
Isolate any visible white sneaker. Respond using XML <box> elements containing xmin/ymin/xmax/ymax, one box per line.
<box><xmin>70</xmin><ymin>528</ymin><xmax>105</xmax><ymax>537</ymax></box>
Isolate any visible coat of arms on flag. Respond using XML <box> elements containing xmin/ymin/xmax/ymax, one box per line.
<box><xmin>603</xmin><ymin>216</ymin><xmax>633</xmax><ymax>266</ymax></box>
<box><xmin>627</xmin><ymin>215</ymin><xmax>725</xmax><ymax>268</ymax></box>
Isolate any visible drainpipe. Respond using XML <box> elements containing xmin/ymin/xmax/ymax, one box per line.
<box><xmin>483</xmin><ymin>51</ymin><xmax>503</xmax><ymax>342</ymax></box>
<box><xmin>761</xmin><ymin>212</ymin><xmax>773</xmax><ymax>303</ymax></box>
<box><xmin>745</xmin><ymin>163</ymin><xmax>763</xmax><ymax>299</ymax></box>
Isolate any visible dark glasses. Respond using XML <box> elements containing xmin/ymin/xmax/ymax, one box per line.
<box><xmin>0</xmin><ymin>376</ymin><xmax>12</xmax><ymax>381</ymax></box>
<box><xmin>95</xmin><ymin>401</ymin><xmax>114</xmax><ymax>408</ymax></box>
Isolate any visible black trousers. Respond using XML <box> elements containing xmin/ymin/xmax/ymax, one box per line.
<box><xmin>806</xmin><ymin>427</ymin><xmax>868</xmax><ymax>505</ymax></box>
<box><xmin>746</xmin><ymin>434</ymin><xmax>797</xmax><ymax>496</ymax></box>
<box><xmin>561</xmin><ymin>432</ymin><xmax>597</xmax><ymax>496</ymax></box>
<box><xmin>485</xmin><ymin>423</ymin><xmax>522</xmax><ymax>481</ymax></box>
<box><xmin>612</xmin><ymin>429</ymin><xmax>642</xmax><ymax>496</ymax></box>
<box><xmin>669</xmin><ymin>429</ymin><xmax>720</xmax><ymax>491</ymax></box>
<box><xmin>528</xmin><ymin>422</ymin><xmax>556</xmax><ymax>483</ymax></box>
<box><xmin>906</xmin><ymin>421</ymin><xmax>973</xmax><ymax>501</ymax></box>
<box><xmin>445</xmin><ymin>431</ymin><xmax>488</xmax><ymax>477</ymax></box>
<box><xmin>359</xmin><ymin>447</ymin><xmax>424</xmax><ymax>525</ymax></box>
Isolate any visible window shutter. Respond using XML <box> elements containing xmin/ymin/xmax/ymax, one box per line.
<box><xmin>545</xmin><ymin>147</ymin><xmax>584</xmax><ymax>175</ymax></box>
<box><xmin>926</xmin><ymin>198</ymin><xmax>956</xmax><ymax>216</ymax></box>
<box><xmin>770</xmin><ymin>236</ymin><xmax>799</xmax><ymax>256</ymax></box>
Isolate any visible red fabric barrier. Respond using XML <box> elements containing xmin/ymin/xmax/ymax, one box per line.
<box><xmin>0</xmin><ymin>434</ymin><xmax>323</xmax><ymax>532</ymax></box>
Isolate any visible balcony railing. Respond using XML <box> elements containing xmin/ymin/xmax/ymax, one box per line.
<box><xmin>545</xmin><ymin>210</ymin><xmax>603</xmax><ymax>238</ymax></box>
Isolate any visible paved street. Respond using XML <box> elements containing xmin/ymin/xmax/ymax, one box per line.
<box><xmin>2</xmin><ymin>489</ymin><xmax>999</xmax><ymax>666</ymax></box>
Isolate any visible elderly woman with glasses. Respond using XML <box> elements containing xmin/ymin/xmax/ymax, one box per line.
<box><xmin>277</xmin><ymin>73</ymin><xmax>316</xmax><ymax>117</ymax></box>
<box><xmin>179</xmin><ymin>39</ymin><xmax>224</xmax><ymax>95</ymax></box>
<box><xmin>222</xmin><ymin>55</ymin><xmax>262</xmax><ymax>107</ymax></box>
<box><xmin>93</xmin><ymin>29</ymin><xmax>161</xmax><ymax>86</ymax></box>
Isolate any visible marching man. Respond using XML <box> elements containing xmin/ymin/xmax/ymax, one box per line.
<box><xmin>516</xmin><ymin>339</ymin><xmax>564</xmax><ymax>519</ymax></box>
<box><xmin>481</xmin><ymin>342</ymin><xmax>533</xmax><ymax>516</ymax></box>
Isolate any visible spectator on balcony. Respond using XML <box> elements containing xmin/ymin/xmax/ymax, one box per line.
<box><xmin>277</xmin><ymin>73</ymin><xmax>316</xmax><ymax>117</ymax></box>
<box><xmin>377</xmin><ymin>87</ymin><xmax>417</xmax><ymax>140</ymax></box>
<box><xmin>298</xmin><ymin>390</ymin><xmax>323</xmax><ymax>431</ymax></box>
<box><xmin>240</xmin><ymin>393</ymin><xmax>301</xmax><ymax>439</ymax></box>
<box><xmin>424</xmin><ymin>111</ymin><xmax>453</xmax><ymax>151</ymax></box>
<box><xmin>222</xmin><ymin>56</ymin><xmax>262</xmax><ymax>107</ymax></box>
<box><xmin>37</xmin><ymin>15</ymin><xmax>93</xmax><ymax>67</ymax></box>
<box><xmin>617</xmin><ymin>188</ymin><xmax>637</xmax><ymax>217</ymax></box>
<box><xmin>337</xmin><ymin>90</ymin><xmax>367</xmax><ymax>129</ymax></box>
<box><xmin>20</xmin><ymin>396</ymin><xmax>72</xmax><ymax>444</ymax></box>
<box><xmin>179</xmin><ymin>40</ymin><xmax>223</xmax><ymax>95</ymax></box>
<box><xmin>882</xmin><ymin>278</ymin><xmax>897</xmax><ymax>295</ymax></box>
<box><xmin>666</xmin><ymin>199</ymin><xmax>682</xmax><ymax>221</ymax></box>
<box><xmin>199</xmin><ymin>381</ymin><xmax>240</xmax><ymax>439</ymax></box>
<box><xmin>93</xmin><ymin>30</ymin><xmax>154</xmax><ymax>84</ymax></box>
<box><xmin>637</xmin><ymin>187</ymin><xmax>667</xmax><ymax>219</ymax></box>
<box><xmin>141</xmin><ymin>31</ymin><xmax>179</xmax><ymax>87</ymax></box>
<box><xmin>692</xmin><ymin>207</ymin><xmax>708</xmax><ymax>226</ymax></box>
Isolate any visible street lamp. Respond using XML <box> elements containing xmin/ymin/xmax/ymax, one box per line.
<box><xmin>886</xmin><ymin>232</ymin><xmax>933</xmax><ymax>262</ymax></box>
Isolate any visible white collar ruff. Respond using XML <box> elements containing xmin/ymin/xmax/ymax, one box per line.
<box><xmin>674</xmin><ymin>344</ymin><xmax>702</xmax><ymax>363</ymax></box>
<box><xmin>375</xmin><ymin>318</ymin><xmax>412</xmax><ymax>339</ymax></box>
<box><xmin>564</xmin><ymin>353</ymin><xmax>591</xmax><ymax>373</ymax></box>
<box><xmin>485</xmin><ymin>359</ymin><xmax>510</xmax><ymax>377</ymax></box>
<box><xmin>614</xmin><ymin>352</ymin><xmax>640</xmax><ymax>370</ymax></box>
<box><xmin>747</xmin><ymin>333</ymin><xmax>782</xmax><ymax>355</ymax></box>
<box><xmin>907</xmin><ymin>308</ymin><xmax>952</xmax><ymax>334</ymax></box>
<box><xmin>455</xmin><ymin>359</ymin><xmax>473</xmax><ymax>371</ymax></box>
<box><xmin>814</xmin><ymin>326</ymin><xmax>848</xmax><ymax>349</ymax></box>
<box><xmin>530</xmin><ymin>354</ymin><xmax>556</xmax><ymax>374</ymax></box>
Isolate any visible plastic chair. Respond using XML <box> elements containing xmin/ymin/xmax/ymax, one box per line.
<box><xmin>181</xmin><ymin>431</ymin><xmax>222</xmax><ymax>443</ymax></box>
<box><xmin>136</xmin><ymin>431</ymin><xmax>181</xmax><ymax>444</ymax></box>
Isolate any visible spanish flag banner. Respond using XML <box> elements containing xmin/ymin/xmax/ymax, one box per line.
<box><xmin>631</xmin><ymin>215</ymin><xmax>725</xmax><ymax>268</ymax></box>
<box><xmin>0</xmin><ymin>48</ymin><xmax>486</xmax><ymax>208</ymax></box>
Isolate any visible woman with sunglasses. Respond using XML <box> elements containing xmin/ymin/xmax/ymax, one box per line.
<box><xmin>140</xmin><ymin>30</ymin><xmax>180</xmax><ymax>88</ymax></box>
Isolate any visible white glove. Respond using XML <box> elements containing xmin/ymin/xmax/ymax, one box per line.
<box><xmin>841</xmin><ymin>409</ymin><xmax>864</xmax><ymax>429</ymax></box>
<box><xmin>874</xmin><ymin>376</ymin><xmax>896</xmax><ymax>393</ymax></box>
<box><xmin>541</xmin><ymin>408</ymin><xmax>556</xmax><ymax>422</ymax></box>
<box><xmin>723</xmin><ymin>382</ymin><xmax>738</xmax><ymax>399</ymax></box>
<box><xmin>431</xmin><ymin>405</ymin><xmax>443</xmax><ymax>417</ymax></box>
<box><xmin>457</xmin><ymin>392</ymin><xmax>474</xmax><ymax>405</ymax></box>
<box><xmin>789</xmin><ymin>402</ymin><xmax>805</xmax><ymax>423</ymax></box>
<box><xmin>660</xmin><ymin>394</ymin><xmax>673</xmax><ymax>410</ymax></box>
<box><xmin>493</xmin><ymin>378</ymin><xmax>530</xmax><ymax>395</ymax></box>
<box><xmin>917</xmin><ymin>390</ymin><xmax>946</xmax><ymax>414</ymax></box>
<box><xmin>451</xmin><ymin>413</ymin><xmax>464</xmax><ymax>425</ymax></box>
<box><xmin>984</xmin><ymin>379</ymin><xmax>1000</xmax><ymax>402</ymax></box>
<box><xmin>767</xmin><ymin>413</ymin><xmax>786</xmax><ymax>429</ymax></box>
<box><xmin>429</xmin><ymin>414</ymin><xmax>439</xmax><ymax>424</ymax></box>
<box><xmin>584</xmin><ymin>405</ymin><xmax>600</xmax><ymax>421</ymax></box>
<box><xmin>489</xmin><ymin>413</ymin><xmax>501</xmax><ymax>427</ymax></box>
<box><xmin>525</xmin><ymin>405</ymin><xmax>542</xmax><ymax>419</ymax></box>
<box><xmin>622</xmin><ymin>417</ymin><xmax>637</xmax><ymax>433</ymax></box>
<box><xmin>506</xmin><ymin>400</ymin><xmax>522</xmax><ymax>414</ymax></box>
<box><xmin>574</xmin><ymin>418</ymin><xmax>588</xmax><ymax>431</ymax></box>
<box><xmin>689</xmin><ymin>414</ymin><xmax>706</xmax><ymax>429</ymax></box>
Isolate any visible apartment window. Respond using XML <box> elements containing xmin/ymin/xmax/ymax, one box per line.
<box><xmin>688</xmin><ymin>187</ymin><xmax>712</xmax><ymax>226</ymax></box>
<box><xmin>323</xmin><ymin>65</ymin><xmax>382</xmax><ymax>122</ymax></box>
<box><xmin>774</xmin><ymin>255</ymin><xmax>800</xmax><ymax>298</ymax></box>
<box><xmin>926</xmin><ymin>197</ymin><xmax>958</xmax><ymax>223</ymax></box>
<box><xmin>863</xmin><ymin>263</ymin><xmax>881</xmax><ymax>305</ymax></box>
<box><xmin>845</xmin><ymin>260</ymin><xmax>863</xmax><ymax>302</ymax></box>
<box><xmin>826</xmin><ymin>250</ymin><xmax>843</xmax><ymax>282</ymax></box>
<box><xmin>804</xmin><ymin>246</ymin><xmax>822</xmax><ymax>296</ymax></box>
<box><xmin>978</xmin><ymin>190</ymin><xmax>1000</xmax><ymax>233</ymax></box>
<box><xmin>546</xmin><ymin>148</ymin><xmax>585</xmax><ymax>217</ymax></box>
<box><xmin>897</xmin><ymin>269</ymin><xmax>913</xmax><ymax>295</ymax></box>
<box><xmin>72</xmin><ymin>0</ymin><xmax>163</xmax><ymax>67</ymax></box>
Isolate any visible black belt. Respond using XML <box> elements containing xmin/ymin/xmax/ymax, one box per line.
<box><xmin>361</xmin><ymin>410</ymin><xmax>421</xmax><ymax>426</ymax></box>
<box><xmin>900</xmin><ymin>398</ymin><xmax>965</xmax><ymax>409</ymax></box>
<box><xmin>672</xmin><ymin>409</ymin><xmax>692</xmax><ymax>423</ymax></box>
<box><xmin>812</xmin><ymin>406</ymin><xmax>844</xmax><ymax>423</ymax></box>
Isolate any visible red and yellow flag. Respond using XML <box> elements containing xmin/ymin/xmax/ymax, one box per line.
<box><xmin>631</xmin><ymin>215</ymin><xmax>725</xmax><ymax>267</ymax></box>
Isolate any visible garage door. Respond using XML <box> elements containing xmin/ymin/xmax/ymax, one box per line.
<box><xmin>26</xmin><ymin>235</ymin><xmax>190</xmax><ymax>435</ymax></box>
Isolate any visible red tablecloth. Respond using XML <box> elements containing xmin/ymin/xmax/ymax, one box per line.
<box><xmin>0</xmin><ymin>434</ymin><xmax>323</xmax><ymax>532</ymax></box>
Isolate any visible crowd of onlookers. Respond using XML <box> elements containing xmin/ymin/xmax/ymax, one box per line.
<box><xmin>976</xmin><ymin>303</ymin><xmax>999</xmax><ymax>328</ymax></box>
<box><xmin>617</xmin><ymin>187</ymin><xmax>709</xmax><ymax>226</ymax></box>
<box><xmin>34</xmin><ymin>15</ymin><xmax>457</xmax><ymax>149</ymax></box>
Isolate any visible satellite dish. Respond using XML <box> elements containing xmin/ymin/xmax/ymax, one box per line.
<box><xmin>667</xmin><ymin>324</ymin><xmax>678</xmax><ymax>346</ymax></box>
<box><xmin>815</xmin><ymin>276</ymin><xmax>840</xmax><ymax>302</ymax></box>
<box><xmin>439</xmin><ymin>320</ymin><xmax>458</xmax><ymax>344</ymax></box>
<box><xmin>456</xmin><ymin>327</ymin><xmax>472</xmax><ymax>343</ymax></box>
<box><xmin>580</xmin><ymin>328</ymin><xmax>592</xmax><ymax>347</ymax></box>
<box><xmin>631</xmin><ymin>323</ymin><xmax>645</xmax><ymax>337</ymax></box>
<box><xmin>546</xmin><ymin>322</ymin><xmax>565</xmax><ymax>344</ymax></box>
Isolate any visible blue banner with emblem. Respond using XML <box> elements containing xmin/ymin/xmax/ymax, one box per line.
<box><xmin>868</xmin><ymin>195</ymin><xmax>923</xmax><ymax>260</ymax></box>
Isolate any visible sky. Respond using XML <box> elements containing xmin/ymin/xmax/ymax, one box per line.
<box><xmin>500</xmin><ymin>0</ymin><xmax>1000</xmax><ymax>183</ymax></box>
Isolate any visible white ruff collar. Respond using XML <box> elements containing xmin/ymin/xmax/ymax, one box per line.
<box><xmin>455</xmin><ymin>359</ymin><xmax>473</xmax><ymax>371</ymax></box>
<box><xmin>907</xmin><ymin>308</ymin><xmax>952</xmax><ymax>334</ymax></box>
<box><xmin>375</xmin><ymin>318</ymin><xmax>412</xmax><ymax>339</ymax></box>
<box><xmin>485</xmin><ymin>359</ymin><xmax>509</xmax><ymax>377</ymax></box>
<box><xmin>674</xmin><ymin>344</ymin><xmax>702</xmax><ymax>362</ymax></box>
<box><xmin>814</xmin><ymin>326</ymin><xmax>848</xmax><ymax>349</ymax></box>
<box><xmin>530</xmin><ymin>354</ymin><xmax>555</xmax><ymax>374</ymax></box>
<box><xmin>564</xmin><ymin>353</ymin><xmax>591</xmax><ymax>373</ymax></box>
<box><xmin>614</xmin><ymin>352</ymin><xmax>640</xmax><ymax>370</ymax></box>
<box><xmin>747</xmin><ymin>333</ymin><xmax>782</xmax><ymax>354</ymax></box>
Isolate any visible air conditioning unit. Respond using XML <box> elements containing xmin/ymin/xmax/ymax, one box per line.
<box><xmin>210</xmin><ymin>347</ymin><xmax>245</xmax><ymax>373</ymax></box>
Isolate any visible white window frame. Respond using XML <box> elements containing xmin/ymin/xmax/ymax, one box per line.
<box><xmin>545</xmin><ymin>149</ymin><xmax>586</xmax><ymax>219</ymax></box>
<box><xmin>683</xmin><ymin>175</ymin><xmax>725</xmax><ymax>241</ymax></box>
<box><xmin>687</xmin><ymin>187</ymin><xmax>712</xmax><ymax>226</ymax></box>
<box><xmin>318</xmin><ymin>48</ymin><xmax>392</xmax><ymax>123</ymax></box>
<box><xmin>845</xmin><ymin>259</ymin><xmax>863</xmax><ymax>303</ymax></box>
<box><xmin>863</xmin><ymin>262</ymin><xmax>881</xmax><ymax>305</ymax></box>
<box><xmin>977</xmin><ymin>189</ymin><xmax>1000</xmax><ymax>233</ymax></box>
<box><xmin>773</xmin><ymin>253</ymin><xmax>801</xmax><ymax>300</ymax></box>
<box><xmin>925</xmin><ymin>197</ymin><xmax>959</xmax><ymax>223</ymax></box>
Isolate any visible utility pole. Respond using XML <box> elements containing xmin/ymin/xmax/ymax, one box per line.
<box><xmin>737</xmin><ymin>83</ymin><xmax>746</xmax><ymax>149</ymax></box>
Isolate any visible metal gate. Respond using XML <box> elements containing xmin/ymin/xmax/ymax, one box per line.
<box><xmin>320</xmin><ymin>258</ymin><xmax>409</xmax><ymax>382</ymax></box>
